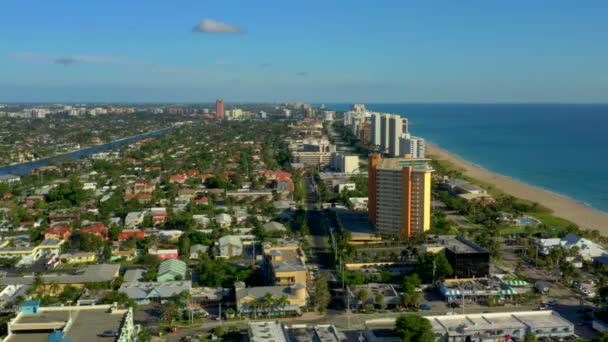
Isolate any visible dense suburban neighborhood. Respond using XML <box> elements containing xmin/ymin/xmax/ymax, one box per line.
<box><xmin>0</xmin><ymin>102</ymin><xmax>605</xmax><ymax>342</ymax></box>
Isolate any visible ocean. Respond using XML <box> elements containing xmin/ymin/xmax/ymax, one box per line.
<box><xmin>324</xmin><ymin>103</ymin><xmax>608</xmax><ymax>213</ymax></box>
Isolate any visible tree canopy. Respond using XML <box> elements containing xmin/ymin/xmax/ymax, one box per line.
<box><xmin>394</xmin><ymin>315</ymin><xmax>434</xmax><ymax>342</ymax></box>
<box><xmin>415</xmin><ymin>252</ymin><xmax>453</xmax><ymax>283</ymax></box>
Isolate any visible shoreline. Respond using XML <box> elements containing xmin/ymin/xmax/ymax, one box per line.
<box><xmin>426</xmin><ymin>142</ymin><xmax>608</xmax><ymax>235</ymax></box>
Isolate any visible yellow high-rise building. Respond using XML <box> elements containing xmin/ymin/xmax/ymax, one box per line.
<box><xmin>368</xmin><ymin>154</ymin><xmax>433</xmax><ymax>238</ymax></box>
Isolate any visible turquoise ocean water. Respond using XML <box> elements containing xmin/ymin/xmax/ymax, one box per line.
<box><xmin>325</xmin><ymin>104</ymin><xmax>608</xmax><ymax>213</ymax></box>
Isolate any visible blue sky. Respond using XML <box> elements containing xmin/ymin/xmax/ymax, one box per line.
<box><xmin>1</xmin><ymin>0</ymin><xmax>607</xmax><ymax>103</ymax></box>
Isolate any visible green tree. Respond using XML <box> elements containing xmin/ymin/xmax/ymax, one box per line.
<box><xmin>101</xmin><ymin>290</ymin><xmax>137</xmax><ymax>308</ymax></box>
<box><xmin>524</xmin><ymin>333</ymin><xmax>538</xmax><ymax>342</ymax></box>
<box><xmin>394</xmin><ymin>315</ymin><xmax>433</xmax><ymax>342</ymax></box>
<box><xmin>415</xmin><ymin>253</ymin><xmax>453</xmax><ymax>283</ymax></box>
<box><xmin>356</xmin><ymin>288</ymin><xmax>369</xmax><ymax>305</ymax></box>
<box><xmin>375</xmin><ymin>293</ymin><xmax>385</xmax><ymax>309</ymax></box>
<box><xmin>108</xmin><ymin>225</ymin><xmax>122</xmax><ymax>240</ymax></box>
<box><xmin>262</xmin><ymin>293</ymin><xmax>276</xmax><ymax>317</ymax></box>
<box><xmin>310</xmin><ymin>274</ymin><xmax>331</xmax><ymax>312</ymax></box>
<box><xmin>592</xmin><ymin>332</ymin><xmax>608</xmax><ymax>342</ymax></box>
<box><xmin>179</xmin><ymin>235</ymin><xmax>191</xmax><ymax>259</ymax></box>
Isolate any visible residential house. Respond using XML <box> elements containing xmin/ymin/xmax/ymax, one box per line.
<box><xmin>125</xmin><ymin>212</ymin><xmax>144</xmax><ymax>228</ymax></box>
<box><xmin>190</xmin><ymin>244</ymin><xmax>209</xmax><ymax>259</ymax></box>
<box><xmin>118</xmin><ymin>229</ymin><xmax>146</xmax><ymax>241</ymax></box>
<box><xmin>262</xmin><ymin>221</ymin><xmax>288</xmax><ymax>233</ymax></box>
<box><xmin>60</xmin><ymin>252</ymin><xmax>97</xmax><ymax>264</ymax></box>
<box><xmin>170</xmin><ymin>174</ymin><xmax>188</xmax><ymax>184</ymax></box>
<box><xmin>79</xmin><ymin>222</ymin><xmax>109</xmax><ymax>240</ymax></box>
<box><xmin>25</xmin><ymin>195</ymin><xmax>44</xmax><ymax>209</ymax></box>
<box><xmin>157</xmin><ymin>259</ymin><xmax>187</xmax><ymax>282</ymax></box>
<box><xmin>538</xmin><ymin>233</ymin><xmax>608</xmax><ymax>263</ymax></box>
<box><xmin>49</xmin><ymin>211</ymin><xmax>80</xmax><ymax>223</ymax></box>
<box><xmin>150</xmin><ymin>208</ymin><xmax>168</xmax><ymax>225</ymax></box>
<box><xmin>44</xmin><ymin>223</ymin><xmax>72</xmax><ymax>241</ymax></box>
<box><xmin>215</xmin><ymin>213</ymin><xmax>232</xmax><ymax>228</ymax></box>
<box><xmin>193</xmin><ymin>197</ymin><xmax>210</xmax><ymax>205</ymax></box>
<box><xmin>193</xmin><ymin>215</ymin><xmax>210</xmax><ymax>228</ymax></box>
<box><xmin>217</xmin><ymin>235</ymin><xmax>243</xmax><ymax>258</ymax></box>
<box><xmin>159</xmin><ymin>230</ymin><xmax>183</xmax><ymax>242</ymax></box>
<box><xmin>111</xmin><ymin>249</ymin><xmax>136</xmax><ymax>261</ymax></box>
<box><xmin>148</xmin><ymin>247</ymin><xmax>178</xmax><ymax>260</ymax></box>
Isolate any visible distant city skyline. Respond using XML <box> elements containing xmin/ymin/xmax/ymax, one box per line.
<box><xmin>1</xmin><ymin>0</ymin><xmax>608</xmax><ymax>103</ymax></box>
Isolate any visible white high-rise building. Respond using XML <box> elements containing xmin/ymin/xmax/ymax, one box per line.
<box><xmin>352</xmin><ymin>103</ymin><xmax>366</xmax><ymax>112</ymax></box>
<box><xmin>379</xmin><ymin>114</ymin><xmax>391</xmax><ymax>153</ymax></box>
<box><xmin>331</xmin><ymin>152</ymin><xmax>359</xmax><ymax>174</ymax></box>
<box><xmin>388</xmin><ymin>115</ymin><xmax>403</xmax><ymax>157</ymax></box>
<box><xmin>370</xmin><ymin>113</ymin><xmax>382</xmax><ymax>147</ymax></box>
<box><xmin>399</xmin><ymin>133</ymin><xmax>426</xmax><ymax>158</ymax></box>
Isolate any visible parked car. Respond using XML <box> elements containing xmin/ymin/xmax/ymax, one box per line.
<box><xmin>420</xmin><ymin>304</ymin><xmax>431</xmax><ymax>310</ymax></box>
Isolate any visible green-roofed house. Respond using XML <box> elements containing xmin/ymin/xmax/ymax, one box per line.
<box><xmin>157</xmin><ymin>258</ymin><xmax>187</xmax><ymax>282</ymax></box>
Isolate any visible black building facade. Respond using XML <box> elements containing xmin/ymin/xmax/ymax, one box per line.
<box><xmin>444</xmin><ymin>236</ymin><xmax>490</xmax><ymax>278</ymax></box>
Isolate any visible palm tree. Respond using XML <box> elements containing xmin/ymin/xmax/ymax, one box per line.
<box><xmin>262</xmin><ymin>293</ymin><xmax>276</xmax><ymax>317</ymax></box>
<box><xmin>49</xmin><ymin>281</ymin><xmax>60</xmax><ymax>296</ymax></box>
<box><xmin>277</xmin><ymin>295</ymin><xmax>290</xmax><ymax>317</ymax></box>
<box><xmin>249</xmin><ymin>299</ymin><xmax>260</xmax><ymax>319</ymax></box>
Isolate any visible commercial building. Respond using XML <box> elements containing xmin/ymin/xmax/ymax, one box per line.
<box><xmin>292</xmin><ymin>151</ymin><xmax>332</xmax><ymax>167</ymax></box>
<box><xmin>368</xmin><ymin>154</ymin><xmax>433</xmax><ymax>238</ymax></box>
<box><xmin>248</xmin><ymin>321</ymin><xmax>289</xmax><ymax>342</ymax></box>
<box><xmin>331</xmin><ymin>152</ymin><xmax>359</xmax><ymax>174</ymax></box>
<box><xmin>399</xmin><ymin>133</ymin><xmax>425</xmax><ymax>158</ymax></box>
<box><xmin>364</xmin><ymin>311</ymin><xmax>575</xmax><ymax>342</ymax></box>
<box><xmin>5</xmin><ymin>302</ymin><xmax>135</xmax><ymax>342</ymax></box>
<box><xmin>215</xmin><ymin>98</ymin><xmax>225</xmax><ymax>120</ymax></box>
<box><xmin>0</xmin><ymin>264</ymin><xmax>120</xmax><ymax>292</ymax></box>
<box><xmin>0</xmin><ymin>239</ymin><xmax>64</xmax><ymax>266</ymax></box>
<box><xmin>346</xmin><ymin>283</ymin><xmax>401</xmax><ymax>309</ymax></box>
<box><xmin>235</xmin><ymin>281</ymin><xmax>307</xmax><ymax>316</ymax></box>
<box><xmin>119</xmin><ymin>280</ymin><xmax>192</xmax><ymax>305</ymax></box>
<box><xmin>423</xmin><ymin>235</ymin><xmax>490</xmax><ymax>278</ymax></box>
<box><xmin>248</xmin><ymin>322</ymin><xmax>346</xmax><ymax>342</ymax></box>
<box><xmin>262</xmin><ymin>242</ymin><xmax>308</xmax><ymax>287</ymax></box>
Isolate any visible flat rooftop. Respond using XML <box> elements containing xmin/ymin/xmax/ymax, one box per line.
<box><xmin>425</xmin><ymin>235</ymin><xmax>488</xmax><ymax>254</ymax></box>
<box><xmin>334</xmin><ymin>208</ymin><xmax>375</xmax><ymax>236</ymax></box>
<box><xmin>377</xmin><ymin>158</ymin><xmax>432</xmax><ymax>171</ymax></box>
<box><xmin>249</xmin><ymin>321</ymin><xmax>289</xmax><ymax>342</ymax></box>
<box><xmin>7</xmin><ymin>307</ymin><xmax>127</xmax><ymax>342</ymax></box>
<box><xmin>269</xmin><ymin>248</ymin><xmax>307</xmax><ymax>272</ymax></box>
<box><xmin>427</xmin><ymin>311</ymin><xmax>574</xmax><ymax>333</ymax></box>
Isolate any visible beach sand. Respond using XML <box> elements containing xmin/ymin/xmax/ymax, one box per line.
<box><xmin>426</xmin><ymin>142</ymin><xmax>608</xmax><ymax>235</ymax></box>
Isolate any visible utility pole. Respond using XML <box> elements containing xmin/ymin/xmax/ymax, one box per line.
<box><xmin>432</xmin><ymin>259</ymin><xmax>437</xmax><ymax>285</ymax></box>
<box><xmin>347</xmin><ymin>285</ymin><xmax>351</xmax><ymax>329</ymax></box>
<box><xmin>461</xmin><ymin>287</ymin><xmax>465</xmax><ymax>315</ymax></box>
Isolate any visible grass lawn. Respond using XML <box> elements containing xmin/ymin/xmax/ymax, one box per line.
<box><xmin>499</xmin><ymin>224</ymin><xmax>566</xmax><ymax>236</ymax></box>
<box><xmin>527</xmin><ymin>212</ymin><xmax>576</xmax><ymax>229</ymax></box>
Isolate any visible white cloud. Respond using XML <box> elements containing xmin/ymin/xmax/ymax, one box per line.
<box><xmin>192</xmin><ymin>19</ymin><xmax>243</xmax><ymax>34</ymax></box>
<box><xmin>12</xmin><ymin>52</ymin><xmax>123</xmax><ymax>66</ymax></box>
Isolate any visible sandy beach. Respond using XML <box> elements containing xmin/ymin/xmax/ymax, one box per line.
<box><xmin>426</xmin><ymin>142</ymin><xmax>608</xmax><ymax>235</ymax></box>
